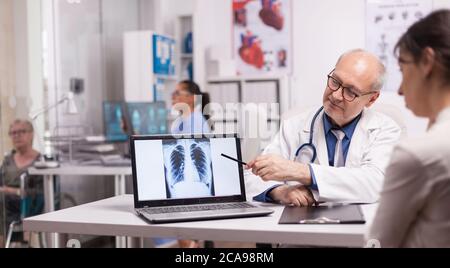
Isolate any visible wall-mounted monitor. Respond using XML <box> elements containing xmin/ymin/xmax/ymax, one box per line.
<box><xmin>103</xmin><ymin>101</ymin><xmax>130</xmax><ymax>142</ymax></box>
<box><xmin>126</xmin><ymin>101</ymin><xmax>168</xmax><ymax>135</ymax></box>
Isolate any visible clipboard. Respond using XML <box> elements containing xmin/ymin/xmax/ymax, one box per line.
<box><xmin>278</xmin><ymin>204</ymin><xmax>365</xmax><ymax>224</ymax></box>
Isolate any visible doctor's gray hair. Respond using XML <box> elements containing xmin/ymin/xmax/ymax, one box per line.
<box><xmin>336</xmin><ymin>49</ymin><xmax>387</xmax><ymax>92</ymax></box>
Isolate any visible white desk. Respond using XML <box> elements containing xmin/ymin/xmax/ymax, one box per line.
<box><xmin>28</xmin><ymin>165</ymin><xmax>132</xmax><ymax>213</ymax></box>
<box><xmin>28</xmin><ymin>165</ymin><xmax>132</xmax><ymax>248</ymax></box>
<box><xmin>23</xmin><ymin>195</ymin><xmax>377</xmax><ymax>248</ymax></box>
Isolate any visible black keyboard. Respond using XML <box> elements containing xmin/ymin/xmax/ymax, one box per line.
<box><xmin>143</xmin><ymin>203</ymin><xmax>257</xmax><ymax>215</ymax></box>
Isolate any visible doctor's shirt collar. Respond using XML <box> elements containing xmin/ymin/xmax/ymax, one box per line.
<box><xmin>323</xmin><ymin>112</ymin><xmax>362</xmax><ymax>139</ymax></box>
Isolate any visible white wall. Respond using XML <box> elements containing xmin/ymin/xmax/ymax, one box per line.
<box><xmin>193</xmin><ymin>0</ymin><xmax>450</xmax><ymax>137</ymax></box>
<box><xmin>153</xmin><ymin>0</ymin><xmax>194</xmax><ymax>36</ymax></box>
<box><xmin>0</xmin><ymin>0</ymin><xmax>17</xmax><ymax>156</ymax></box>
<box><xmin>435</xmin><ymin>0</ymin><xmax>450</xmax><ymax>9</ymax></box>
<box><xmin>12</xmin><ymin>0</ymin><xmax>44</xmax><ymax>150</ymax></box>
<box><xmin>102</xmin><ymin>0</ymin><xmax>153</xmax><ymax>101</ymax></box>
<box><xmin>291</xmin><ymin>0</ymin><xmax>366</xmax><ymax>109</ymax></box>
<box><xmin>194</xmin><ymin>0</ymin><xmax>232</xmax><ymax>86</ymax></box>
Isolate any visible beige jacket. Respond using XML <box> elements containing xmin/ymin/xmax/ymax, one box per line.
<box><xmin>368</xmin><ymin>107</ymin><xmax>450</xmax><ymax>248</ymax></box>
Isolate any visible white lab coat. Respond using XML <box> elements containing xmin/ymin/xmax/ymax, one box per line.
<box><xmin>249</xmin><ymin>107</ymin><xmax>401</xmax><ymax>203</ymax></box>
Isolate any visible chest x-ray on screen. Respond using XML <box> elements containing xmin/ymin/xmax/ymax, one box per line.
<box><xmin>162</xmin><ymin>139</ymin><xmax>215</xmax><ymax>198</ymax></box>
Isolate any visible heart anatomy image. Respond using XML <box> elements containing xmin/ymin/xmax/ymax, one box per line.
<box><xmin>162</xmin><ymin>139</ymin><xmax>215</xmax><ymax>198</ymax></box>
<box><xmin>233</xmin><ymin>0</ymin><xmax>292</xmax><ymax>75</ymax></box>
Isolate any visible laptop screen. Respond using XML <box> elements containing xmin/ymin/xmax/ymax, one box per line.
<box><xmin>131</xmin><ymin>135</ymin><xmax>245</xmax><ymax>207</ymax></box>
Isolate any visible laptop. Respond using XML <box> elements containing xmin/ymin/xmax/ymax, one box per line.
<box><xmin>130</xmin><ymin>133</ymin><xmax>274</xmax><ymax>223</ymax></box>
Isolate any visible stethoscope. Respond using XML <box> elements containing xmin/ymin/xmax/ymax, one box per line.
<box><xmin>294</xmin><ymin>106</ymin><xmax>324</xmax><ymax>163</ymax></box>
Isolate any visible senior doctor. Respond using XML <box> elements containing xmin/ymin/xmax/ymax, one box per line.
<box><xmin>247</xmin><ymin>49</ymin><xmax>401</xmax><ymax>206</ymax></box>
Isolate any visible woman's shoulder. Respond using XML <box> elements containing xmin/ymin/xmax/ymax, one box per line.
<box><xmin>2</xmin><ymin>150</ymin><xmax>15</xmax><ymax>163</ymax></box>
<box><xmin>396</xmin><ymin>126</ymin><xmax>450</xmax><ymax>166</ymax></box>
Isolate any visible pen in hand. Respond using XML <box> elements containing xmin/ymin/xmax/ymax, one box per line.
<box><xmin>221</xmin><ymin>153</ymin><xmax>248</xmax><ymax>166</ymax></box>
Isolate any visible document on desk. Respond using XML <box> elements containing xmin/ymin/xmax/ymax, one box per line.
<box><xmin>278</xmin><ymin>204</ymin><xmax>365</xmax><ymax>224</ymax></box>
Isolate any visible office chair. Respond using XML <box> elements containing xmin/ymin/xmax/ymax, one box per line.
<box><xmin>282</xmin><ymin>103</ymin><xmax>407</xmax><ymax>137</ymax></box>
<box><xmin>371</xmin><ymin>102</ymin><xmax>408</xmax><ymax>137</ymax></box>
<box><xmin>5</xmin><ymin>172</ymin><xmax>45</xmax><ymax>248</ymax></box>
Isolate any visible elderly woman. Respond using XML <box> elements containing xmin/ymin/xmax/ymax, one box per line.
<box><xmin>368</xmin><ymin>9</ymin><xmax>450</xmax><ymax>247</ymax></box>
<box><xmin>1</xmin><ymin>119</ymin><xmax>43</xmax><ymax>245</ymax></box>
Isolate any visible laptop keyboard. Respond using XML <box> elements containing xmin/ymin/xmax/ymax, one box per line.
<box><xmin>143</xmin><ymin>203</ymin><xmax>257</xmax><ymax>215</ymax></box>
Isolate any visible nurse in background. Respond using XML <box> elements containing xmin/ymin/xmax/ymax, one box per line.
<box><xmin>171</xmin><ymin>80</ymin><xmax>211</xmax><ymax>135</ymax></box>
<box><xmin>169</xmin><ymin>80</ymin><xmax>211</xmax><ymax>248</ymax></box>
<box><xmin>368</xmin><ymin>9</ymin><xmax>450</xmax><ymax>248</ymax></box>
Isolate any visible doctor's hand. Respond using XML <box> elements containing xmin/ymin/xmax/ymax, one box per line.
<box><xmin>246</xmin><ymin>154</ymin><xmax>311</xmax><ymax>185</ymax></box>
<box><xmin>269</xmin><ymin>185</ymin><xmax>316</xmax><ymax>207</ymax></box>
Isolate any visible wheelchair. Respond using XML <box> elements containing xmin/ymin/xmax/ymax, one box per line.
<box><xmin>4</xmin><ymin>172</ymin><xmax>45</xmax><ymax>248</ymax></box>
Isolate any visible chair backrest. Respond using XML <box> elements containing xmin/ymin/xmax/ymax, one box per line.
<box><xmin>281</xmin><ymin>103</ymin><xmax>407</xmax><ymax>137</ymax></box>
<box><xmin>238</xmin><ymin>105</ymin><xmax>278</xmax><ymax>161</ymax></box>
<box><xmin>19</xmin><ymin>172</ymin><xmax>44</xmax><ymax>219</ymax></box>
<box><xmin>281</xmin><ymin>105</ymin><xmax>315</xmax><ymax>121</ymax></box>
<box><xmin>211</xmin><ymin>104</ymin><xmax>269</xmax><ymax>162</ymax></box>
<box><xmin>371</xmin><ymin>102</ymin><xmax>407</xmax><ymax>137</ymax></box>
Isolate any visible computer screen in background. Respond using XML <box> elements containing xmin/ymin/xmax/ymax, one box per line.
<box><xmin>126</xmin><ymin>102</ymin><xmax>168</xmax><ymax>135</ymax></box>
<box><xmin>103</xmin><ymin>101</ymin><xmax>129</xmax><ymax>142</ymax></box>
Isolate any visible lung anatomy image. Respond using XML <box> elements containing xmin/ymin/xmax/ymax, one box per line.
<box><xmin>162</xmin><ymin>139</ymin><xmax>215</xmax><ymax>198</ymax></box>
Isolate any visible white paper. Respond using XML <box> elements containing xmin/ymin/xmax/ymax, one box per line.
<box><xmin>365</xmin><ymin>0</ymin><xmax>433</xmax><ymax>92</ymax></box>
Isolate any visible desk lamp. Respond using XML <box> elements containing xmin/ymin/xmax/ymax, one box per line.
<box><xmin>29</xmin><ymin>91</ymin><xmax>79</xmax><ymax>168</ymax></box>
<box><xmin>29</xmin><ymin>92</ymin><xmax>78</xmax><ymax>121</ymax></box>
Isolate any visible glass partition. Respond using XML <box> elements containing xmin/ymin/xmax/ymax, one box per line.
<box><xmin>1</xmin><ymin>188</ymin><xmax>5</xmax><ymax>247</ymax></box>
<box><xmin>38</xmin><ymin>0</ymin><xmax>158</xmax><ymax>248</ymax></box>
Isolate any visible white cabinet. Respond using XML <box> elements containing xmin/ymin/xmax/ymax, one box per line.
<box><xmin>175</xmin><ymin>15</ymin><xmax>194</xmax><ymax>81</ymax></box>
<box><xmin>206</xmin><ymin>75</ymin><xmax>291</xmax><ymax>161</ymax></box>
<box><xmin>123</xmin><ymin>31</ymin><xmax>176</xmax><ymax>102</ymax></box>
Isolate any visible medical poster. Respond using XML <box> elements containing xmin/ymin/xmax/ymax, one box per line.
<box><xmin>366</xmin><ymin>0</ymin><xmax>433</xmax><ymax>92</ymax></box>
<box><xmin>233</xmin><ymin>0</ymin><xmax>292</xmax><ymax>76</ymax></box>
<box><xmin>152</xmin><ymin>34</ymin><xmax>176</xmax><ymax>76</ymax></box>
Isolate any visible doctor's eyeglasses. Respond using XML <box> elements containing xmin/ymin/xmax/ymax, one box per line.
<box><xmin>327</xmin><ymin>71</ymin><xmax>378</xmax><ymax>102</ymax></box>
